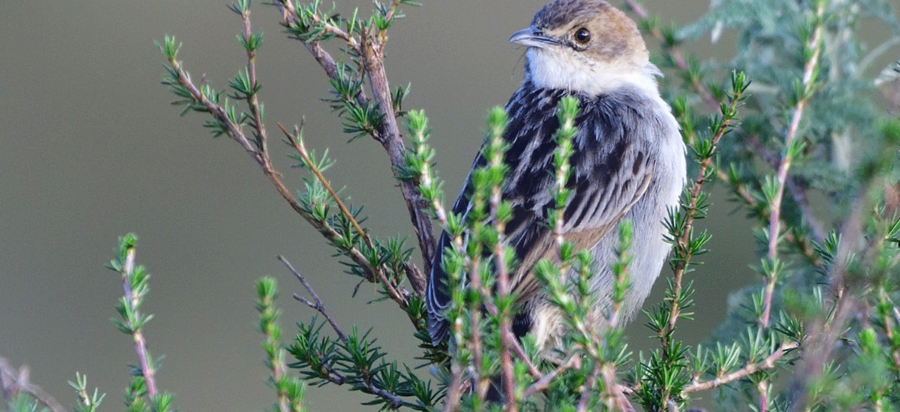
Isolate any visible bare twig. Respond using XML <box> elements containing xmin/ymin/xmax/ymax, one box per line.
<box><xmin>279</xmin><ymin>259</ymin><xmax>409</xmax><ymax>410</ymax></box>
<box><xmin>0</xmin><ymin>357</ymin><xmax>67</xmax><ymax>412</ymax></box>
<box><xmin>279</xmin><ymin>255</ymin><xmax>347</xmax><ymax>342</ymax></box>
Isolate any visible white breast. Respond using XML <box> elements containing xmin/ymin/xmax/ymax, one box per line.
<box><xmin>526</xmin><ymin>47</ymin><xmax>663</xmax><ymax>98</ymax></box>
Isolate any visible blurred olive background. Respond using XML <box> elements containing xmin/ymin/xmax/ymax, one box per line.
<box><xmin>0</xmin><ymin>1</ymin><xmax>840</xmax><ymax>410</ymax></box>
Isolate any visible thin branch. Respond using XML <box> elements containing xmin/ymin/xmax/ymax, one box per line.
<box><xmin>788</xmin><ymin>291</ymin><xmax>853</xmax><ymax>411</ymax></box>
<box><xmin>666</xmin><ymin>129</ymin><xmax>714</xmax><ymax>335</ymax></box>
<box><xmin>468</xmin><ymin>255</ymin><xmax>487</xmax><ymax>401</ymax></box>
<box><xmin>786</xmin><ymin>178</ymin><xmax>826</xmax><ymax>241</ymax></box>
<box><xmin>277</xmin><ymin>124</ymin><xmax>371</xmax><ymax>251</ymax></box>
<box><xmin>239</xmin><ymin>7</ymin><xmax>269</xmax><ymax>156</ymax></box>
<box><xmin>600</xmin><ymin>363</ymin><xmax>632</xmax><ymax>412</ymax></box>
<box><xmin>164</xmin><ymin>54</ymin><xmax>423</xmax><ymax>316</ymax></box>
<box><xmin>168</xmin><ymin>58</ymin><xmax>261</xmax><ymax>160</ymax></box>
<box><xmin>473</xmin><ymin>298</ymin><xmax>542</xmax><ymax>380</ymax></box>
<box><xmin>508</xmin><ymin>330</ymin><xmax>542</xmax><ymax>379</ymax></box>
<box><xmin>276</xmin><ymin>0</ymin><xmax>435</xmax><ymax>286</ymax></box>
<box><xmin>757</xmin><ymin>377</ymin><xmax>770</xmax><ymax>412</ymax></box>
<box><xmin>278</xmin><ymin>123</ymin><xmax>418</xmax><ymax>294</ymax></box>
<box><xmin>488</xmin><ymin>143</ymin><xmax>516</xmax><ymax>411</ymax></box>
<box><xmin>521</xmin><ymin>354</ymin><xmax>580</xmax><ymax>398</ymax></box>
<box><xmin>320</xmin><ymin>367</ymin><xmax>348</xmax><ymax>386</ymax></box>
<box><xmin>783</xmin><ymin>167</ymin><xmax>889</xmax><ymax>410</ymax></box>
<box><xmin>359</xmin><ymin>28</ymin><xmax>438</xmax><ymax>280</ymax></box>
<box><xmin>408</xmin><ymin>116</ymin><xmax>471</xmax><ymax>409</ymax></box>
<box><xmin>279</xmin><ymin>255</ymin><xmax>410</xmax><ymax>410</ymax></box>
<box><xmin>762</xmin><ymin>0</ymin><xmax>826</xmax><ymax>328</ymax></box>
<box><xmin>310</xmin><ymin>13</ymin><xmax>359</xmax><ymax>49</ymax></box>
<box><xmin>279</xmin><ymin>255</ymin><xmax>347</xmax><ymax>343</ymax></box>
<box><xmin>442</xmin><ymin>345</ymin><xmax>464</xmax><ymax>412</ymax></box>
<box><xmin>748</xmin><ymin>135</ymin><xmax>827</xmax><ymax>243</ymax></box>
<box><xmin>257</xmin><ymin>280</ymin><xmax>292</xmax><ymax>412</ymax></box>
<box><xmin>0</xmin><ymin>357</ymin><xmax>68</xmax><ymax>412</ymax></box>
<box><xmin>665</xmin><ymin>77</ymin><xmax>746</xmax><ymax>341</ymax></box>
<box><xmin>363</xmin><ymin>381</ymin><xmax>406</xmax><ymax>410</ymax></box>
<box><xmin>278</xmin><ymin>123</ymin><xmax>411</xmax><ymax>310</ymax></box>
<box><xmin>714</xmin><ymin>168</ymin><xmax>824</xmax><ymax>268</ymax></box>
<box><xmin>275</xmin><ymin>1</ymin><xmax>361</xmax><ymax>75</ymax></box>
<box><xmin>576</xmin><ymin>365</ymin><xmax>598</xmax><ymax>412</ymax></box>
<box><xmin>382</xmin><ymin>0</ymin><xmax>403</xmax><ymax>27</ymax></box>
<box><xmin>684</xmin><ymin>341</ymin><xmax>799</xmax><ymax>393</ymax></box>
<box><xmin>121</xmin><ymin>246</ymin><xmax>158</xmax><ymax>398</ymax></box>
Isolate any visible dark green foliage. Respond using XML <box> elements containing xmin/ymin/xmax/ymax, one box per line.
<box><xmin>287</xmin><ymin>321</ymin><xmax>437</xmax><ymax>410</ymax></box>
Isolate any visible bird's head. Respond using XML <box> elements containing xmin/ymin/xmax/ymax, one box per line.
<box><xmin>510</xmin><ymin>0</ymin><xmax>659</xmax><ymax>96</ymax></box>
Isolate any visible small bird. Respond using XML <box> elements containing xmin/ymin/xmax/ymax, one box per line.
<box><xmin>426</xmin><ymin>0</ymin><xmax>686</xmax><ymax>352</ymax></box>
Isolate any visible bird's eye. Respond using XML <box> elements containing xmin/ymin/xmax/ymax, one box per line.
<box><xmin>574</xmin><ymin>28</ymin><xmax>591</xmax><ymax>44</ymax></box>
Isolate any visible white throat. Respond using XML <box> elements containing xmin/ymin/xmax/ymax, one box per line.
<box><xmin>526</xmin><ymin>47</ymin><xmax>661</xmax><ymax>97</ymax></box>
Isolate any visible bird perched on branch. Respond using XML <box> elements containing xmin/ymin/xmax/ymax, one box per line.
<box><xmin>426</xmin><ymin>0</ymin><xmax>686</xmax><ymax>352</ymax></box>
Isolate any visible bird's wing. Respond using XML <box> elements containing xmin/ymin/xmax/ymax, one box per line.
<box><xmin>426</xmin><ymin>152</ymin><xmax>488</xmax><ymax>344</ymax></box>
<box><xmin>426</xmin><ymin>87</ymin><xmax>658</xmax><ymax>343</ymax></box>
<box><xmin>506</xmin><ymin>134</ymin><xmax>654</xmax><ymax>300</ymax></box>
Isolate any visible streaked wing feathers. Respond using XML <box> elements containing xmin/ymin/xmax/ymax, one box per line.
<box><xmin>426</xmin><ymin>83</ymin><xmax>659</xmax><ymax>343</ymax></box>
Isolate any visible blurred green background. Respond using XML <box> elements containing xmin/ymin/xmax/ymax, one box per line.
<box><xmin>2</xmin><ymin>1</ymin><xmax>887</xmax><ymax>410</ymax></box>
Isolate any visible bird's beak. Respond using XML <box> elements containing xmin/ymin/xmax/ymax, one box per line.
<box><xmin>509</xmin><ymin>27</ymin><xmax>558</xmax><ymax>48</ymax></box>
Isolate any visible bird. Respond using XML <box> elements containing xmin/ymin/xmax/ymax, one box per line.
<box><xmin>426</xmin><ymin>0</ymin><xmax>687</xmax><ymax>353</ymax></box>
